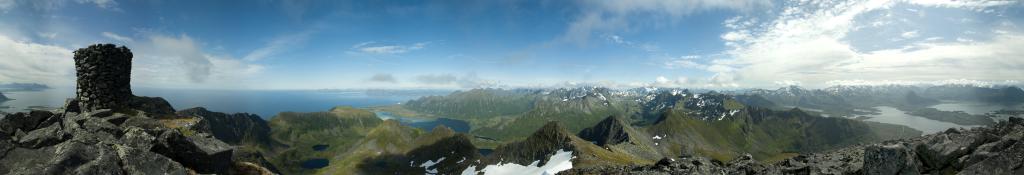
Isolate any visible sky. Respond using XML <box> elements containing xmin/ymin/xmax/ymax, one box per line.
<box><xmin>0</xmin><ymin>0</ymin><xmax>1022</xmax><ymax>90</ymax></box>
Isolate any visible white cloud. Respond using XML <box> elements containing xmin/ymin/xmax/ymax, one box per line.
<box><xmin>774</xmin><ymin>80</ymin><xmax>802</xmax><ymax>87</ymax></box>
<box><xmin>560</xmin><ymin>0</ymin><xmax>772</xmax><ymax>45</ymax></box>
<box><xmin>243</xmin><ymin>31</ymin><xmax>311</xmax><ymax>61</ymax></box>
<box><xmin>3</xmin><ymin>0</ymin><xmax>120</xmax><ymax>11</ymax></box>
<box><xmin>664</xmin><ymin>59</ymin><xmax>706</xmax><ymax>70</ymax></box>
<box><xmin>704</xmin><ymin>0</ymin><xmax>1021</xmax><ymax>88</ymax></box>
<box><xmin>133</xmin><ymin>34</ymin><xmax>264</xmax><ymax>88</ymax></box>
<box><xmin>652</xmin><ymin>76</ymin><xmax>689</xmax><ymax>87</ymax></box>
<box><xmin>825</xmin><ymin>79</ymin><xmax>1021</xmax><ymax>87</ymax></box>
<box><xmin>368</xmin><ymin>73</ymin><xmax>398</xmax><ymax>83</ymax></box>
<box><xmin>351</xmin><ymin>41</ymin><xmax>429</xmax><ymax>54</ymax></box>
<box><xmin>0</xmin><ymin>0</ymin><xmax>14</xmax><ymax>12</ymax></box>
<box><xmin>75</xmin><ymin>0</ymin><xmax>117</xmax><ymax>9</ymax></box>
<box><xmin>36</xmin><ymin>32</ymin><xmax>57</xmax><ymax>39</ymax></box>
<box><xmin>102</xmin><ymin>32</ymin><xmax>132</xmax><ymax>42</ymax></box>
<box><xmin>902</xmin><ymin>0</ymin><xmax>1017</xmax><ymax>10</ymax></box>
<box><xmin>900</xmin><ymin>30</ymin><xmax>919</xmax><ymax>38</ymax></box>
<box><xmin>414</xmin><ymin>73</ymin><xmax>501</xmax><ymax>89</ymax></box>
<box><xmin>602</xmin><ymin>34</ymin><xmax>659</xmax><ymax>52</ymax></box>
<box><xmin>0</xmin><ymin>34</ymin><xmax>75</xmax><ymax>86</ymax></box>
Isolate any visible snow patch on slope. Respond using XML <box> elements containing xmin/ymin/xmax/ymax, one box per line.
<box><xmin>461</xmin><ymin>149</ymin><xmax>575</xmax><ymax>175</ymax></box>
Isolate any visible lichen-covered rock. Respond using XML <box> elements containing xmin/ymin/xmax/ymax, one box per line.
<box><xmin>863</xmin><ymin>143</ymin><xmax>921</xmax><ymax>175</ymax></box>
<box><xmin>17</xmin><ymin>123</ymin><xmax>68</xmax><ymax>148</ymax></box>
<box><xmin>958</xmin><ymin>141</ymin><xmax>1024</xmax><ymax>174</ymax></box>
<box><xmin>115</xmin><ymin>145</ymin><xmax>190</xmax><ymax>175</ymax></box>
<box><xmin>915</xmin><ymin>128</ymin><xmax>993</xmax><ymax>171</ymax></box>
<box><xmin>152</xmin><ymin>131</ymin><xmax>234</xmax><ymax>174</ymax></box>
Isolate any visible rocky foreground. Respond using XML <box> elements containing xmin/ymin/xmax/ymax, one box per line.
<box><xmin>561</xmin><ymin>117</ymin><xmax>1024</xmax><ymax>175</ymax></box>
<box><xmin>0</xmin><ymin>97</ymin><xmax>276</xmax><ymax>175</ymax></box>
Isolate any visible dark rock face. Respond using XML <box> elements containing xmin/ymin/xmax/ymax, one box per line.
<box><xmin>73</xmin><ymin>44</ymin><xmax>134</xmax><ymax>112</ymax></box>
<box><xmin>176</xmin><ymin>107</ymin><xmax>272</xmax><ymax>147</ymax></box>
<box><xmin>488</xmin><ymin>122</ymin><xmax>577</xmax><ymax>166</ymax></box>
<box><xmin>577</xmin><ymin>116</ymin><xmax>631</xmax><ymax>146</ymax></box>
<box><xmin>0</xmin><ymin>109</ymin><xmax>216</xmax><ymax>174</ymax></box>
<box><xmin>175</xmin><ymin>107</ymin><xmax>282</xmax><ymax>174</ymax></box>
<box><xmin>129</xmin><ymin>96</ymin><xmax>176</xmax><ymax>116</ymax></box>
<box><xmin>357</xmin><ymin>133</ymin><xmax>483</xmax><ymax>175</ymax></box>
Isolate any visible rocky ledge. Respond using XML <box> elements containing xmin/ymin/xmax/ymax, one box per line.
<box><xmin>0</xmin><ymin>99</ymin><xmax>275</xmax><ymax>175</ymax></box>
<box><xmin>561</xmin><ymin>117</ymin><xmax>1024</xmax><ymax>175</ymax></box>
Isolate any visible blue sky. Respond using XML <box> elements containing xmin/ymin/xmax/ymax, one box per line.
<box><xmin>1</xmin><ymin>0</ymin><xmax>1022</xmax><ymax>90</ymax></box>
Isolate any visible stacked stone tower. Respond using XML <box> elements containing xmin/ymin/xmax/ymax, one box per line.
<box><xmin>73</xmin><ymin>44</ymin><xmax>134</xmax><ymax>112</ymax></box>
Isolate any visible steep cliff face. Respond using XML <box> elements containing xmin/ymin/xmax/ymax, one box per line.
<box><xmin>483</xmin><ymin>121</ymin><xmax>647</xmax><ymax>170</ymax></box>
<box><xmin>177</xmin><ymin>107</ymin><xmax>274</xmax><ymax>148</ymax></box>
<box><xmin>577</xmin><ymin>116</ymin><xmax>635</xmax><ymax>146</ymax></box>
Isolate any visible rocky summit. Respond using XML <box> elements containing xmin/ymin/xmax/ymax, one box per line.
<box><xmin>0</xmin><ymin>44</ymin><xmax>275</xmax><ymax>175</ymax></box>
<box><xmin>560</xmin><ymin>117</ymin><xmax>1024</xmax><ymax>175</ymax></box>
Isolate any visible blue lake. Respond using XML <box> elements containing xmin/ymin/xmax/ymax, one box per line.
<box><xmin>300</xmin><ymin>158</ymin><xmax>330</xmax><ymax>169</ymax></box>
<box><xmin>0</xmin><ymin>87</ymin><xmax>450</xmax><ymax>119</ymax></box>
<box><xmin>312</xmin><ymin>144</ymin><xmax>329</xmax><ymax>151</ymax></box>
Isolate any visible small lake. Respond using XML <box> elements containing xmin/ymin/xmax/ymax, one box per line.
<box><xmin>374</xmin><ymin>112</ymin><xmax>470</xmax><ymax>133</ymax></box>
<box><xmin>301</xmin><ymin>158</ymin><xmax>329</xmax><ymax>169</ymax></box>
<box><xmin>865</xmin><ymin>106</ymin><xmax>979</xmax><ymax>134</ymax></box>
<box><xmin>478</xmin><ymin>149</ymin><xmax>494</xmax><ymax>156</ymax></box>
<box><xmin>312</xmin><ymin>144</ymin><xmax>329</xmax><ymax>151</ymax></box>
<box><xmin>929</xmin><ymin>101</ymin><xmax>1024</xmax><ymax>115</ymax></box>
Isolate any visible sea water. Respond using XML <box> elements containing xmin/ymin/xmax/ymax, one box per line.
<box><xmin>0</xmin><ymin>87</ymin><xmax>447</xmax><ymax>119</ymax></box>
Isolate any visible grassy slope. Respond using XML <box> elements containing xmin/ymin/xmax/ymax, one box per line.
<box><xmin>266</xmin><ymin>106</ymin><xmax>383</xmax><ymax>174</ymax></box>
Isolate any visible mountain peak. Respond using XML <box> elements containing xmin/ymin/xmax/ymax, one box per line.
<box><xmin>577</xmin><ymin>116</ymin><xmax>633</xmax><ymax>146</ymax></box>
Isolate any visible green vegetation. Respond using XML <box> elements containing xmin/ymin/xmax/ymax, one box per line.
<box><xmin>403</xmin><ymin>89</ymin><xmax>537</xmax><ymax>120</ymax></box>
<box><xmin>646</xmin><ymin>108</ymin><xmax>913</xmax><ymax>162</ymax></box>
<box><xmin>255</xmin><ymin>87</ymin><xmax>933</xmax><ymax>174</ymax></box>
<box><xmin>266</xmin><ymin>106</ymin><xmax>384</xmax><ymax>174</ymax></box>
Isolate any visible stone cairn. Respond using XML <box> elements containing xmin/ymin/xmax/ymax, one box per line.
<box><xmin>73</xmin><ymin>44</ymin><xmax>133</xmax><ymax>112</ymax></box>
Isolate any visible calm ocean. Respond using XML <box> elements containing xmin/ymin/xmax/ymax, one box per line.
<box><xmin>0</xmin><ymin>87</ymin><xmax>448</xmax><ymax>119</ymax></box>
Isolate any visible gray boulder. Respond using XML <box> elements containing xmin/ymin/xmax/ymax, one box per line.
<box><xmin>0</xmin><ymin>111</ymin><xmax>51</xmax><ymax>135</ymax></box>
<box><xmin>863</xmin><ymin>143</ymin><xmax>921</xmax><ymax>175</ymax></box>
<box><xmin>915</xmin><ymin>129</ymin><xmax>993</xmax><ymax>171</ymax></box>
<box><xmin>17</xmin><ymin>123</ymin><xmax>68</xmax><ymax>148</ymax></box>
<box><xmin>43</xmin><ymin>141</ymin><xmax>125</xmax><ymax>175</ymax></box>
<box><xmin>958</xmin><ymin>141</ymin><xmax>1024</xmax><ymax>174</ymax></box>
<box><xmin>115</xmin><ymin>144</ymin><xmax>190</xmax><ymax>175</ymax></box>
<box><xmin>152</xmin><ymin>130</ymin><xmax>234</xmax><ymax>174</ymax></box>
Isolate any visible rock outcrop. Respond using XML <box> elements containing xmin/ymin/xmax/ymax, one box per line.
<box><xmin>487</xmin><ymin>122</ymin><xmax>578</xmax><ymax>166</ymax></box>
<box><xmin>0</xmin><ymin>103</ymin><xmax>223</xmax><ymax>174</ymax></box>
<box><xmin>0</xmin><ymin>44</ymin><xmax>276</xmax><ymax>175</ymax></box>
<box><xmin>577</xmin><ymin>116</ymin><xmax>633</xmax><ymax>146</ymax></box>
<box><xmin>177</xmin><ymin>107</ymin><xmax>273</xmax><ymax>147</ymax></box>
<box><xmin>560</xmin><ymin>117</ymin><xmax>1024</xmax><ymax>175</ymax></box>
<box><xmin>482</xmin><ymin>121</ymin><xmax>644</xmax><ymax>170</ymax></box>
